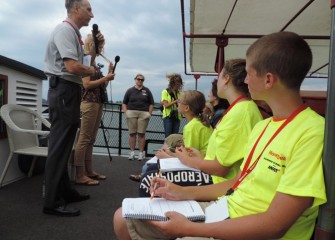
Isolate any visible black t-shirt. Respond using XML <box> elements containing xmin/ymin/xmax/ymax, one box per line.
<box><xmin>123</xmin><ymin>86</ymin><xmax>154</xmax><ymax>111</ymax></box>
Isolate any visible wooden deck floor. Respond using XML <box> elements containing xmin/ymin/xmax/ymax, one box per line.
<box><xmin>0</xmin><ymin>155</ymin><xmax>144</xmax><ymax>240</ymax></box>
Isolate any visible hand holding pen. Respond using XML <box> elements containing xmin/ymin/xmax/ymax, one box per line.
<box><xmin>150</xmin><ymin>170</ymin><xmax>161</xmax><ymax>200</ymax></box>
<box><xmin>149</xmin><ymin>176</ymin><xmax>184</xmax><ymax>201</ymax></box>
<box><xmin>150</xmin><ymin>159</ymin><xmax>162</xmax><ymax>200</ymax></box>
<box><xmin>176</xmin><ymin>146</ymin><xmax>197</xmax><ymax>157</ymax></box>
<box><xmin>149</xmin><ymin>163</ymin><xmax>183</xmax><ymax>201</ymax></box>
<box><xmin>155</xmin><ymin>148</ymin><xmax>172</xmax><ymax>159</ymax></box>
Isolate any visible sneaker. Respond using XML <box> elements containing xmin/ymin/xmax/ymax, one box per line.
<box><xmin>138</xmin><ymin>152</ymin><xmax>145</xmax><ymax>161</ymax></box>
<box><xmin>129</xmin><ymin>174</ymin><xmax>142</xmax><ymax>182</ymax></box>
<box><xmin>128</xmin><ymin>151</ymin><xmax>135</xmax><ymax>161</ymax></box>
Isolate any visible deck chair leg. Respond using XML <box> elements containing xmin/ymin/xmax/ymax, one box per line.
<box><xmin>0</xmin><ymin>153</ymin><xmax>14</xmax><ymax>188</ymax></box>
<box><xmin>28</xmin><ymin>156</ymin><xmax>37</xmax><ymax>177</ymax></box>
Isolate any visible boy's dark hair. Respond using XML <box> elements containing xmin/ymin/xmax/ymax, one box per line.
<box><xmin>246</xmin><ymin>31</ymin><xmax>312</xmax><ymax>91</ymax></box>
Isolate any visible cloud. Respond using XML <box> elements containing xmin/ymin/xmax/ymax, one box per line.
<box><xmin>0</xmin><ymin>0</ymin><xmax>214</xmax><ymax>103</ymax></box>
<box><xmin>0</xmin><ymin>0</ymin><xmax>328</xmax><ymax>104</ymax></box>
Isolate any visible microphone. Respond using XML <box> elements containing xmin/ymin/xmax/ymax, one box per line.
<box><xmin>112</xmin><ymin>56</ymin><xmax>120</xmax><ymax>73</ymax></box>
<box><xmin>97</xmin><ymin>63</ymin><xmax>104</xmax><ymax>69</ymax></box>
<box><xmin>92</xmin><ymin>24</ymin><xmax>99</xmax><ymax>54</ymax></box>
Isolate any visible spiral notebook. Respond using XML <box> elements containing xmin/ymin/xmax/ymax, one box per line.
<box><xmin>158</xmin><ymin>158</ymin><xmax>200</xmax><ymax>172</ymax></box>
<box><xmin>122</xmin><ymin>197</ymin><xmax>205</xmax><ymax>222</ymax></box>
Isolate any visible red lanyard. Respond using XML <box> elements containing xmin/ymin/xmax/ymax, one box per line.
<box><xmin>215</xmin><ymin>95</ymin><xmax>247</xmax><ymax>129</ymax></box>
<box><xmin>63</xmin><ymin>20</ymin><xmax>84</xmax><ymax>45</ymax></box>
<box><xmin>226</xmin><ymin>103</ymin><xmax>307</xmax><ymax>195</ymax></box>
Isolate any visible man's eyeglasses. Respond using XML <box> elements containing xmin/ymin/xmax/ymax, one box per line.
<box><xmin>136</xmin><ymin>78</ymin><xmax>144</xmax><ymax>82</ymax></box>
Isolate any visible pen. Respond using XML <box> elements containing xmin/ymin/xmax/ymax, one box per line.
<box><xmin>150</xmin><ymin>179</ymin><xmax>158</xmax><ymax>200</ymax></box>
<box><xmin>151</xmin><ymin>160</ymin><xmax>161</xmax><ymax>200</ymax></box>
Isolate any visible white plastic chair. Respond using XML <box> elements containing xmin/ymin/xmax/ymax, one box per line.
<box><xmin>0</xmin><ymin>104</ymin><xmax>50</xmax><ymax>187</ymax></box>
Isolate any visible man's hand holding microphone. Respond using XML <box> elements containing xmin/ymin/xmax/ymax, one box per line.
<box><xmin>92</xmin><ymin>24</ymin><xmax>118</xmax><ymax>83</ymax></box>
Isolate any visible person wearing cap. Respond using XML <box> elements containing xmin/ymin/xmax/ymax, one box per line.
<box><xmin>128</xmin><ymin>134</ymin><xmax>184</xmax><ymax>182</ymax></box>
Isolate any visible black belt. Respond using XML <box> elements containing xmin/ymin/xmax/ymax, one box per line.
<box><xmin>48</xmin><ymin>75</ymin><xmax>78</xmax><ymax>87</ymax></box>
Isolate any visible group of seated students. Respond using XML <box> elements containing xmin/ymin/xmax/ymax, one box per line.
<box><xmin>114</xmin><ymin>32</ymin><xmax>327</xmax><ymax>240</ymax></box>
<box><xmin>128</xmin><ymin>78</ymin><xmax>228</xmax><ymax>183</ymax></box>
<box><xmin>137</xmin><ymin>58</ymin><xmax>264</xmax><ymax>197</ymax></box>
<box><xmin>137</xmin><ymin>89</ymin><xmax>214</xmax><ymax>196</ymax></box>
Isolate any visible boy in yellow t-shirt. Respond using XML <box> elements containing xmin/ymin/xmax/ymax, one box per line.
<box><xmin>114</xmin><ymin>32</ymin><xmax>326</xmax><ymax>240</ymax></box>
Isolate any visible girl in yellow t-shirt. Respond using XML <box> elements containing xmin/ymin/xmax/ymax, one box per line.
<box><xmin>137</xmin><ymin>90</ymin><xmax>213</xmax><ymax>196</ymax></box>
<box><xmin>179</xmin><ymin>90</ymin><xmax>213</xmax><ymax>154</ymax></box>
<box><xmin>158</xmin><ymin>90</ymin><xmax>213</xmax><ymax>157</ymax></box>
<box><xmin>176</xmin><ymin>59</ymin><xmax>263</xmax><ymax>184</ymax></box>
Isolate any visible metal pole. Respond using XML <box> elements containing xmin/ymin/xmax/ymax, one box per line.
<box><xmin>215</xmin><ymin>37</ymin><xmax>228</xmax><ymax>73</ymax></box>
<box><xmin>118</xmin><ymin>105</ymin><xmax>122</xmax><ymax>156</ymax></box>
<box><xmin>194</xmin><ymin>74</ymin><xmax>200</xmax><ymax>90</ymax></box>
<box><xmin>314</xmin><ymin>1</ymin><xmax>335</xmax><ymax>239</ymax></box>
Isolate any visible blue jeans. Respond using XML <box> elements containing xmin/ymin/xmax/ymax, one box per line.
<box><xmin>163</xmin><ymin>117</ymin><xmax>180</xmax><ymax>137</ymax></box>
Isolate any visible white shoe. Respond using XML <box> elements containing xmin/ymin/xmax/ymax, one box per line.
<box><xmin>138</xmin><ymin>152</ymin><xmax>145</xmax><ymax>161</ymax></box>
<box><xmin>128</xmin><ymin>151</ymin><xmax>135</xmax><ymax>161</ymax></box>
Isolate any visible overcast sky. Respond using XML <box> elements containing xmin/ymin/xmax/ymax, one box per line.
<box><xmin>0</xmin><ymin>0</ymin><xmax>217</xmax><ymax>102</ymax></box>
<box><xmin>0</xmin><ymin>0</ymin><xmax>327</xmax><ymax>103</ymax></box>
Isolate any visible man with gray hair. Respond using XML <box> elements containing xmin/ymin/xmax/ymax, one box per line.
<box><xmin>43</xmin><ymin>0</ymin><xmax>104</xmax><ymax>217</ymax></box>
